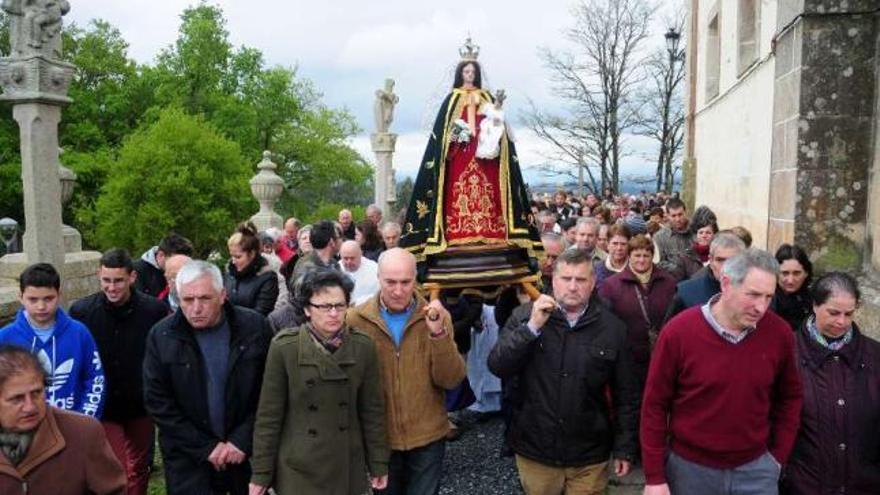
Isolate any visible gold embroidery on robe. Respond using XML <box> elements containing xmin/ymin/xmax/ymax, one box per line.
<box><xmin>446</xmin><ymin>159</ymin><xmax>506</xmax><ymax>237</ymax></box>
<box><xmin>416</xmin><ymin>200</ymin><xmax>430</xmax><ymax>219</ymax></box>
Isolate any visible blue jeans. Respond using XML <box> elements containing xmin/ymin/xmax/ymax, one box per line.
<box><xmin>378</xmin><ymin>439</ymin><xmax>446</xmax><ymax>495</ymax></box>
<box><xmin>667</xmin><ymin>451</ymin><xmax>780</xmax><ymax>495</ymax></box>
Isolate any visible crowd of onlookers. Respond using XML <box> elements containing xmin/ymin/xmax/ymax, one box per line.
<box><xmin>0</xmin><ymin>192</ymin><xmax>877</xmax><ymax>495</ymax></box>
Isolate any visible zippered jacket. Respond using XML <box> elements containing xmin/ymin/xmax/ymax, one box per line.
<box><xmin>488</xmin><ymin>298</ymin><xmax>640</xmax><ymax>467</ymax></box>
<box><xmin>0</xmin><ymin>308</ymin><xmax>105</xmax><ymax>418</ymax></box>
<box><xmin>345</xmin><ymin>294</ymin><xmax>466</xmax><ymax>451</ymax></box>
<box><xmin>69</xmin><ymin>290</ymin><xmax>169</xmax><ymax>421</ymax></box>
<box><xmin>143</xmin><ymin>302</ymin><xmax>272</xmax><ymax>495</ymax></box>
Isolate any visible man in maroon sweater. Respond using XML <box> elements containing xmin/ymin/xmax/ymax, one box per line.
<box><xmin>640</xmin><ymin>249</ymin><xmax>803</xmax><ymax>495</ymax></box>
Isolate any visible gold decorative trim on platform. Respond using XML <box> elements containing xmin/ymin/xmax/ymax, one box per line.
<box><xmin>424</xmin><ymin>267</ymin><xmax>532</xmax><ymax>282</ymax></box>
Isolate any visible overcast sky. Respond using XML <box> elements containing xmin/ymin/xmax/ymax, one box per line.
<box><xmin>65</xmin><ymin>0</ymin><xmax>678</xmax><ymax>185</ymax></box>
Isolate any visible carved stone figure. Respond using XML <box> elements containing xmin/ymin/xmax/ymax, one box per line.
<box><xmin>373</xmin><ymin>78</ymin><xmax>398</xmax><ymax>134</ymax></box>
<box><xmin>2</xmin><ymin>0</ymin><xmax>70</xmax><ymax>59</ymax></box>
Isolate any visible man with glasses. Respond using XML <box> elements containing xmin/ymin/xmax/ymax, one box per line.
<box><xmin>346</xmin><ymin>248</ymin><xmax>466</xmax><ymax>495</ymax></box>
<box><xmin>540</xmin><ymin>232</ymin><xmax>564</xmax><ymax>291</ymax></box>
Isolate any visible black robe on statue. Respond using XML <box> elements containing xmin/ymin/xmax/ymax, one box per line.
<box><xmin>399</xmin><ymin>89</ymin><xmax>543</xmax><ymax>289</ymax></box>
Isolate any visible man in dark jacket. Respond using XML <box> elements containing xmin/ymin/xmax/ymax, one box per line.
<box><xmin>488</xmin><ymin>248</ymin><xmax>640</xmax><ymax>494</ymax></box>
<box><xmin>664</xmin><ymin>232</ymin><xmax>745</xmax><ymax>323</ymax></box>
<box><xmin>70</xmin><ymin>248</ymin><xmax>169</xmax><ymax>495</ymax></box>
<box><xmin>144</xmin><ymin>260</ymin><xmax>272</xmax><ymax>495</ymax></box>
<box><xmin>133</xmin><ymin>233</ymin><xmax>193</xmax><ymax>297</ymax></box>
<box><xmin>654</xmin><ymin>198</ymin><xmax>691</xmax><ymax>273</ymax></box>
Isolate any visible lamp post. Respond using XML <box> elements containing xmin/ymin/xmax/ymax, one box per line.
<box><xmin>658</xmin><ymin>27</ymin><xmax>683</xmax><ymax>193</ymax></box>
<box><xmin>665</xmin><ymin>27</ymin><xmax>682</xmax><ymax>61</ymax></box>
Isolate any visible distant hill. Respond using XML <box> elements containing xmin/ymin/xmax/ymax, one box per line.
<box><xmin>527</xmin><ymin>177</ymin><xmax>681</xmax><ymax>196</ymax></box>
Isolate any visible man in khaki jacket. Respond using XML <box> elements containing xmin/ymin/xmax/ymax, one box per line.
<box><xmin>347</xmin><ymin>248</ymin><xmax>466</xmax><ymax>495</ymax></box>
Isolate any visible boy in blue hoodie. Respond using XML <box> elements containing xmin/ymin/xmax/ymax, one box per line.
<box><xmin>0</xmin><ymin>263</ymin><xmax>105</xmax><ymax>417</ymax></box>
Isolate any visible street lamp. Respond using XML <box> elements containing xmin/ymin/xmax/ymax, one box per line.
<box><xmin>665</xmin><ymin>27</ymin><xmax>682</xmax><ymax>59</ymax></box>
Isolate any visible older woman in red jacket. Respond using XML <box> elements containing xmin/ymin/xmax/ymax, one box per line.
<box><xmin>599</xmin><ymin>234</ymin><xmax>677</xmax><ymax>387</ymax></box>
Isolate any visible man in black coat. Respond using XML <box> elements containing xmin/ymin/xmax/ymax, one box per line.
<box><xmin>488</xmin><ymin>248</ymin><xmax>639</xmax><ymax>494</ymax></box>
<box><xmin>70</xmin><ymin>248</ymin><xmax>169</xmax><ymax>495</ymax></box>
<box><xmin>143</xmin><ymin>260</ymin><xmax>272</xmax><ymax>495</ymax></box>
<box><xmin>133</xmin><ymin>233</ymin><xmax>193</xmax><ymax>297</ymax></box>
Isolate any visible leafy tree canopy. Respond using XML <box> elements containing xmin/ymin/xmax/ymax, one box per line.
<box><xmin>94</xmin><ymin>107</ymin><xmax>251</xmax><ymax>257</ymax></box>
<box><xmin>0</xmin><ymin>3</ymin><xmax>373</xmax><ymax>248</ymax></box>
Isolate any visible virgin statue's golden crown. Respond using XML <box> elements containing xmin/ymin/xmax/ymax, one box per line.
<box><xmin>459</xmin><ymin>36</ymin><xmax>480</xmax><ymax>61</ymax></box>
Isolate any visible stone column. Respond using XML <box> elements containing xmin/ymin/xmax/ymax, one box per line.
<box><xmin>768</xmin><ymin>0</ymin><xmax>877</xmax><ymax>272</ymax></box>
<box><xmin>0</xmin><ymin>1</ymin><xmax>101</xmax><ymax>317</ymax></box>
<box><xmin>12</xmin><ymin>103</ymin><xmax>67</xmax><ymax>268</ymax></box>
<box><xmin>371</xmin><ymin>133</ymin><xmax>397</xmax><ymax>216</ymax></box>
<box><xmin>249</xmin><ymin>151</ymin><xmax>284</xmax><ymax>231</ymax></box>
<box><xmin>372</xmin><ymin>78</ymin><xmax>399</xmax><ymax>216</ymax></box>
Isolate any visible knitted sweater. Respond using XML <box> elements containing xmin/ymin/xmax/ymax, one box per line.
<box><xmin>640</xmin><ymin>306</ymin><xmax>803</xmax><ymax>484</ymax></box>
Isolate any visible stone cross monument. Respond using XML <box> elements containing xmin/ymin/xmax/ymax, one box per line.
<box><xmin>0</xmin><ymin>0</ymin><xmax>101</xmax><ymax>318</ymax></box>
<box><xmin>371</xmin><ymin>78</ymin><xmax>398</xmax><ymax>216</ymax></box>
<box><xmin>0</xmin><ymin>0</ymin><xmax>75</xmax><ymax>269</ymax></box>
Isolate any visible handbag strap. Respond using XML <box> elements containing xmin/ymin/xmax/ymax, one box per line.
<box><xmin>633</xmin><ymin>285</ymin><xmax>654</xmax><ymax>329</ymax></box>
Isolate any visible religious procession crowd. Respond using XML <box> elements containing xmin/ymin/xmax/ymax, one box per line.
<box><xmin>0</xmin><ymin>191</ymin><xmax>878</xmax><ymax>495</ymax></box>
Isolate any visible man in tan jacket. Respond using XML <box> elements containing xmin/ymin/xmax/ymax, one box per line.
<box><xmin>347</xmin><ymin>248</ymin><xmax>466</xmax><ymax>495</ymax></box>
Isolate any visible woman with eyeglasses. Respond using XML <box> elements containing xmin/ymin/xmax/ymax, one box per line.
<box><xmin>249</xmin><ymin>269</ymin><xmax>389</xmax><ymax>495</ymax></box>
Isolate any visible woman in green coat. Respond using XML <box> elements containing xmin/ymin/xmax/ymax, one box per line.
<box><xmin>249</xmin><ymin>269</ymin><xmax>389</xmax><ymax>495</ymax></box>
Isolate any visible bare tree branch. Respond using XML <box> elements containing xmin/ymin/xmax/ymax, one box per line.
<box><xmin>520</xmin><ymin>0</ymin><xmax>655</xmax><ymax>195</ymax></box>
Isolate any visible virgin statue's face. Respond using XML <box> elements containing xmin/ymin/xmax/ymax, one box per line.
<box><xmin>462</xmin><ymin>63</ymin><xmax>476</xmax><ymax>85</ymax></box>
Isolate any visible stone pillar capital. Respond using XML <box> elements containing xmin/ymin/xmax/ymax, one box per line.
<box><xmin>371</xmin><ymin>132</ymin><xmax>398</xmax><ymax>153</ymax></box>
<box><xmin>0</xmin><ymin>56</ymin><xmax>74</xmax><ymax>105</ymax></box>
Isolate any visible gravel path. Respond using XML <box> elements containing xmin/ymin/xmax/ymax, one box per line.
<box><xmin>439</xmin><ymin>410</ymin><xmax>644</xmax><ymax>494</ymax></box>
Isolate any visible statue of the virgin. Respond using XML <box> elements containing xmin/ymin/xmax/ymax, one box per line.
<box><xmin>400</xmin><ymin>37</ymin><xmax>542</xmax><ymax>292</ymax></box>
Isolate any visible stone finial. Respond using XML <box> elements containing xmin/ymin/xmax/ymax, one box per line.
<box><xmin>58</xmin><ymin>147</ymin><xmax>76</xmax><ymax>205</ymax></box>
<box><xmin>373</xmin><ymin>78</ymin><xmax>398</xmax><ymax>134</ymax></box>
<box><xmin>249</xmin><ymin>151</ymin><xmax>284</xmax><ymax>230</ymax></box>
<box><xmin>2</xmin><ymin>0</ymin><xmax>71</xmax><ymax>60</ymax></box>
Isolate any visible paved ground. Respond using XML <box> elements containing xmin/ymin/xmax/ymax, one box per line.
<box><xmin>148</xmin><ymin>409</ymin><xmax>645</xmax><ymax>494</ymax></box>
<box><xmin>440</xmin><ymin>410</ymin><xmax>644</xmax><ymax>494</ymax></box>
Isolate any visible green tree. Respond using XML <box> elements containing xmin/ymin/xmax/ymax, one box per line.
<box><xmin>395</xmin><ymin>176</ymin><xmax>415</xmax><ymax>213</ymax></box>
<box><xmin>61</xmin><ymin>20</ymin><xmax>141</xmax><ymax>150</ymax></box>
<box><xmin>155</xmin><ymin>2</ymin><xmax>231</xmax><ymax>117</ymax></box>
<box><xmin>153</xmin><ymin>3</ymin><xmax>371</xmax><ymax>211</ymax></box>
<box><xmin>274</xmin><ymin>101</ymin><xmax>373</xmax><ymax>215</ymax></box>
<box><xmin>93</xmin><ymin>108</ymin><xmax>251</xmax><ymax>257</ymax></box>
<box><xmin>0</xmin><ymin>12</ymin><xmax>23</xmax><ymax>222</ymax></box>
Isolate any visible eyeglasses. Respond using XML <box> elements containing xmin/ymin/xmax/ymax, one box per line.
<box><xmin>308</xmin><ymin>302</ymin><xmax>348</xmax><ymax>313</ymax></box>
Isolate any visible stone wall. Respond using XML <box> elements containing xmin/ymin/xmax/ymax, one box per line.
<box><xmin>768</xmin><ymin>0</ymin><xmax>878</xmax><ymax>268</ymax></box>
<box><xmin>869</xmin><ymin>18</ymin><xmax>880</xmax><ymax>272</ymax></box>
<box><xmin>694</xmin><ymin>61</ymin><xmax>776</xmax><ymax>248</ymax></box>
<box><xmin>691</xmin><ymin>0</ymin><xmax>779</xmax><ymax>248</ymax></box>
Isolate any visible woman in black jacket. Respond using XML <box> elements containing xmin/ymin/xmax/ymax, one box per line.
<box><xmin>784</xmin><ymin>272</ymin><xmax>880</xmax><ymax>494</ymax></box>
<box><xmin>224</xmin><ymin>222</ymin><xmax>279</xmax><ymax>316</ymax></box>
<box><xmin>355</xmin><ymin>220</ymin><xmax>384</xmax><ymax>262</ymax></box>
<box><xmin>771</xmin><ymin>243</ymin><xmax>813</xmax><ymax>331</ymax></box>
